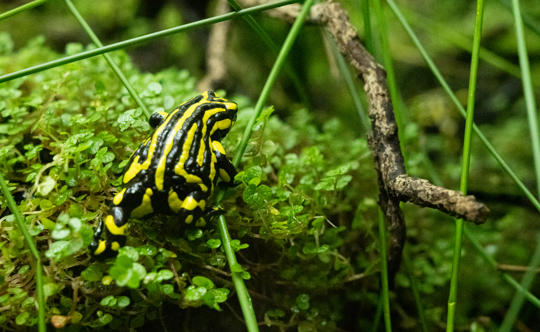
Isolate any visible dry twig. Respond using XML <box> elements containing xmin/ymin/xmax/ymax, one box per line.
<box><xmin>239</xmin><ymin>0</ymin><xmax>489</xmax><ymax>278</ymax></box>
<box><xmin>198</xmin><ymin>0</ymin><xmax>231</xmax><ymax>91</ymax></box>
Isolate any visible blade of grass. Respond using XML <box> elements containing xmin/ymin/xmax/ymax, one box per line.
<box><xmin>226</xmin><ymin>0</ymin><xmax>310</xmax><ymax>108</ymax></box>
<box><xmin>64</xmin><ymin>0</ymin><xmax>151</xmax><ymax>117</ymax></box>
<box><xmin>370</xmin><ymin>296</ymin><xmax>383</xmax><ymax>332</ymax></box>
<box><xmin>231</xmin><ymin>0</ymin><xmax>314</xmax><ymax>167</ymax></box>
<box><xmin>325</xmin><ymin>32</ymin><xmax>369</xmax><ymax>131</ymax></box>
<box><xmin>402</xmin><ymin>8</ymin><xmax>527</xmax><ymax>84</ymax></box>
<box><xmin>464</xmin><ymin>227</ymin><xmax>540</xmax><ymax>308</ymax></box>
<box><xmin>0</xmin><ymin>0</ymin><xmax>46</xmax><ymax>21</ymax></box>
<box><xmin>511</xmin><ymin>0</ymin><xmax>540</xmax><ymax>198</ymax></box>
<box><xmin>499</xmin><ymin>233</ymin><xmax>540</xmax><ymax>332</ymax></box>
<box><xmin>372</xmin><ymin>0</ymin><xmax>407</xmax><ymax>156</ymax></box>
<box><xmin>403</xmin><ymin>246</ymin><xmax>429</xmax><ymax>332</ymax></box>
<box><xmin>378</xmin><ymin>209</ymin><xmax>392</xmax><ymax>332</ymax></box>
<box><xmin>0</xmin><ymin>174</ymin><xmax>46</xmax><ymax>332</ymax></box>
<box><xmin>215</xmin><ymin>1</ymin><xmax>314</xmax><ymax>330</ymax></box>
<box><xmin>497</xmin><ymin>0</ymin><xmax>540</xmax><ymax>328</ymax></box>
<box><xmin>386</xmin><ymin>0</ymin><xmax>540</xmax><ymax>214</ymax></box>
<box><xmin>497</xmin><ymin>0</ymin><xmax>540</xmax><ymax>36</ymax></box>
<box><xmin>0</xmin><ymin>0</ymin><xmax>300</xmax><ymax>84</ymax></box>
<box><xmin>216</xmin><ymin>214</ymin><xmax>258</xmax><ymax>331</ymax></box>
<box><xmin>446</xmin><ymin>1</ymin><xmax>485</xmax><ymax>330</ymax></box>
<box><xmin>361</xmin><ymin>0</ymin><xmax>374</xmax><ymax>54</ymax></box>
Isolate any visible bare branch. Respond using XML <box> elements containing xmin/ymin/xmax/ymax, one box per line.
<box><xmin>198</xmin><ymin>0</ymin><xmax>231</xmax><ymax>91</ymax></box>
<box><xmin>238</xmin><ymin>0</ymin><xmax>490</xmax><ymax>277</ymax></box>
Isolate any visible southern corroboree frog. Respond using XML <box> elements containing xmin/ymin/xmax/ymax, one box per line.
<box><xmin>90</xmin><ymin>90</ymin><xmax>238</xmax><ymax>256</ymax></box>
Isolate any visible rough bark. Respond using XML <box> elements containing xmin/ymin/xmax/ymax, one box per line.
<box><xmin>237</xmin><ymin>0</ymin><xmax>489</xmax><ymax>278</ymax></box>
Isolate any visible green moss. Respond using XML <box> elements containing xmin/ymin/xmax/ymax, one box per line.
<box><xmin>0</xmin><ymin>35</ymin><xmax>378</xmax><ymax>330</ymax></box>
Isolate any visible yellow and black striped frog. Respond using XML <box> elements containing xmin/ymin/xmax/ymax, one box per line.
<box><xmin>90</xmin><ymin>90</ymin><xmax>238</xmax><ymax>256</ymax></box>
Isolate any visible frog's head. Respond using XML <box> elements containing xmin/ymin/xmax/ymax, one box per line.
<box><xmin>205</xmin><ymin>90</ymin><xmax>238</xmax><ymax>141</ymax></box>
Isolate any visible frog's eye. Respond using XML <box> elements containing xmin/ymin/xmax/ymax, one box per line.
<box><xmin>149</xmin><ymin>111</ymin><xmax>168</xmax><ymax>128</ymax></box>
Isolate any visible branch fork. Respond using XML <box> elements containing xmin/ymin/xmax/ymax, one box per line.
<box><xmin>237</xmin><ymin>0</ymin><xmax>489</xmax><ymax>276</ymax></box>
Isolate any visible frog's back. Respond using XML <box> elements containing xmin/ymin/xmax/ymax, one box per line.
<box><xmin>122</xmin><ymin>93</ymin><xmax>234</xmax><ymax>195</ymax></box>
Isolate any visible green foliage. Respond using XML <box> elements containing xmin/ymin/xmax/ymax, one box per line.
<box><xmin>0</xmin><ymin>36</ymin><xmax>380</xmax><ymax>330</ymax></box>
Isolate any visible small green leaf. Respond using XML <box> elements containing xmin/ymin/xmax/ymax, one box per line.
<box><xmin>15</xmin><ymin>311</ymin><xmax>29</xmax><ymax>325</ymax></box>
<box><xmin>156</xmin><ymin>269</ymin><xmax>174</xmax><ymax>282</ymax></box>
<box><xmin>192</xmin><ymin>276</ymin><xmax>214</xmax><ymax>289</ymax></box>
<box><xmin>117</xmin><ymin>296</ymin><xmax>130</xmax><ymax>308</ymax></box>
<box><xmin>296</xmin><ymin>293</ymin><xmax>310</xmax><ymax>310</ymax></box>
<box><xmin>82</xmin><ymin>264</ymin><xmax>103</xmax><ymax>282</ymax></box>
<box><xmin>51</xmin><ymin>228</ymin><xmax>70</xmax><ymax>240</ymax></box>
<box><xmin>100</xmin><ymin>295</ymin><xmax>117</xmax><ymax>307</ymax></box>
<box><xmin>206</xmin><ymin>238</ymin><xmax>221</xmax><ymax>249</ymax></box>
<box><xmin>184</xmin><ymin>285</ymin><xmax>207</xmax><ymax>302</ymax></box>
<box><xmin>147</xmin><ymin>82</ymin><xmax>162</xmax><ymax>95</ymax></box>
<box><xmin>37</xmin><ymin>176</ymin><xmax>56</xmax><ymax>196</ymax></box>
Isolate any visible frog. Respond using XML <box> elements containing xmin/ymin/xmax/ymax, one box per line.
<box><xmin>90</xmin><ymin>90</ymin><xmax>238</xmax><ymax>256</ymax></box>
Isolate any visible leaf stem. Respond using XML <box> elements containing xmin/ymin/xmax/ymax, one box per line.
<box><xmin>378</xmin><ymin>209</ymin><xmax>392</xmax><ymax>332</ymax></box>
<box><xmin>386</xmin><ymin>0</ymin><xmax>540</xmax><ymax>213</ymax></box>
<box><xmin>446</xmin><ymin>1</ymin><xmax>485</xmax><ymax>329</ymax></box>
<box><xmin>511</xmin><ymin>0</ymin><xmax>540</xmax><ymax>202</ymax></box>
<box><xmin>216</xmin><ymin>1</ymin><xmax>314</xmax><ymax>330</ymax></box>
<box><xmin>232</xmin><ymin>0</ymin><xmax>314</xmax><ymax>167</ymax></box>
<box><xmin>0</xmin><ymin>174</ymin><xmax>46</xmax><ymax>332</ymax></box>
<box><xmin>64</xmin><ymin>0</ymin><xmax>151</xmax><ymax>117</ymax></box>
<box><xmin>0</xmin><ymin>0</ymin><xmax>46</xmax><ymax>21</ymax></box>
<box><xmin>0</xmin><ymin>0</ymin><xmax>300</xmax><ymax>84</ymax></box>
<box><xmin>226</xmin><ymin>0</ymin><xmax>311</xmax><ymax>108</ymax></box>
<box><xmin>403</xmin><ymin>247</ymin><xmax>429</xmax><ymax>332</ymax></box>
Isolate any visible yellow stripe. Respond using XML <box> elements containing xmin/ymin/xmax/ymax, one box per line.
<box><xmin>155</xmin><ymin>93</ymin><xmax>210</xmax><ymax>190</ymax></box>
<box><xmin>197</xmin><ymin>137</ymin><xmax>205</xmax><ymax>166</ymax></box>
<box><xmin>124</xmin><ymin>104</ymin><xmax>185</xmax><ymax>184</ymax></box>
<box><xmin>182</xmin><ymin>196</ymin><xmax>199</xmax><ymax>210</ymax></box>
<box><xmin>131</xmin><ymin>188</ymin><xmax>154</xmax><ymax>218</ymax></box>
<box><xmin>211</xmin><ymin>141</ymin><xmax>226</xmax><ymax>155</ymax></box>
<box><xmin>210</xmin><ymin>119</ymin><xmax>232</xmax><ymax>135</ymax></box>
<box><xmin>105</xmin><ymin>215</ymin><xmax>127</xmax><ymax>235</ymax></box>
<box><xmin>113</xmin><ymin>188</ymin><xmax>126</xmax><ymax>205</ymax></box>
<box><xmin>94</xmin><ymin>240</ymin><xmax>107</xmax><ymax>255</ymax></box>
<box><xmin>168</xmin><ymin>189</ymin><xmax>184</xmax><ymax>213</ymax></box>
<box><xmin>111</xmin><ymin>241</ymin><xmax>120</xmax><ymax>251</ymax></box>
<box><xmin>219</xmin><ymin>169</ymin><xmax>231</xmax><ymax>183</ymax></box>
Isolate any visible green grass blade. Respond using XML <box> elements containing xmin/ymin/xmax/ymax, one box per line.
<box><xmin>511</xmin><ymin>0</ymin><xmax>540</xmax><ymax>198</ymax></box>
<box><xmin>217</xmin><ymin>215</ymin><xmax>258</xmax><ymax>332</ymax></box>
<box><xmin>464</xmin><ymin>228</ymin><xmax>540</xmax><ymax>308</ymax></box>
<box><xmin>403</xmin><ymin>246</ymin><xmax>429</xmax><ymax>332</ymax></box>
<box><xmin>386</xmin><ymin>0</ymin><xmax>540</xmax><ymax>214</ymax></box>
<box><xmin>0</xmin><ymin>0</ymin><xmax>300</xmax><ymax>84</ymax></box>
<box><xmin>226</xmin><ymin>0</ymin><xmax>310</xmax><ymax>107</ymax></box>
<box><xmin>402</xmin><ymin>9</ymin><xmax>526</xmax><ymax>84</ymax></box>
<box><xmin>497</xmin><ymin>0</ymin><xmax>540</xmax><ymax>328</ymax></box>
<box><xmin>325</xmin><ymin>33</ymin><xmax>369</xmax><ymax>131</ymax></box>
<box><xmin>64</xmin><ymin>0</ymin><xmax>151</xmax><ymax>117</ymax></box>
<box><xmin>232</xmin><ymin>0</ymin><xmax>314</xmax><ymax>166</ymax></box>
<box><xmin>216</xmin><ymin>1</ymin><xmax>314</xmax><ymax>330</ymax></box>
<box><xmin>446</xmin><ymin>1</ymin><xmax>485</xmax><ymax>330</ymax></box>
<box><xmin>361</xmin><ymin>0</ymin><xmax>374</xmax><ymax>54</ymax></box>
<box><xmin>499</xmin><ymin>233</ymin><xmax>540</xmax><ymax>331</ymax></box>
<box><xmin>0</xmin><ymin>174</ymin><xmax>46</xmax><ymax>332</ymax></box>
<box><xmin>373</xmin><ymin>0</ymin><xmax>406</xmax><ymax>156</ymax></box>
<box><xmin>497</xmin><ymin>0</ymin><xmax>540</xmax><ymax>36</ymax></box>
<box><xmin>378</xmin><ymin>209</ymin><xmax>392</xmax><ymax>332</ymax></box>
<box><xmin>0</xmin><ymin>0</ymin><xmax>46</xmax><ymax>21</ymax></box>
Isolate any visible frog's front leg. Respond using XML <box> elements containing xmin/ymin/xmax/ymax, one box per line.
<box><xmin>90</xmin><ymin>183</ymin><xmax>147</xmax><ymax>256</ymax></box>
<box><xmin>211</xmin><ymin>141</ymin><xmax>237</xmax><ymax>185</ymax></box>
